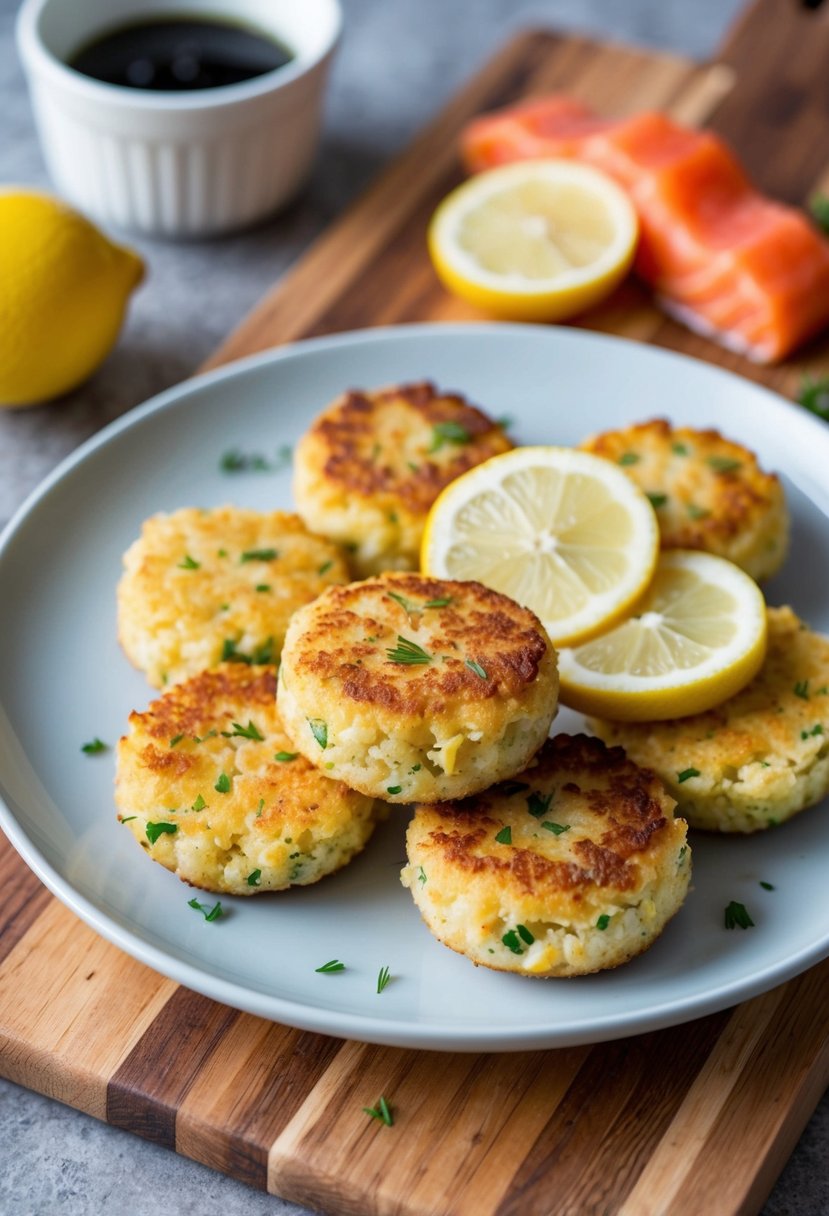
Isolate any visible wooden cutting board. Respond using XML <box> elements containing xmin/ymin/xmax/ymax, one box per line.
<box><xmin>3</xmin><ymin>2</ymin><xmax>829</xmax><ymax>1213</ymax></box>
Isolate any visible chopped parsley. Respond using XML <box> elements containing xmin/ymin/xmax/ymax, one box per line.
<box><xmin>316</xmin><ymin>959</ymin><xmax>346</xmax><ymax>973</ymax></box>
<box><xmin>376</xmin><ymin>965</ymin><xmax>392</xmax><ymax>994</ymax></box>
<box><xmin>465</xmin><ymin>658</ymin><xmax>488</xmax><ymax>679</ymax></box>
<box><xmin>647</xmin><ymin>492</ymin><xmax>668</xmax><ymax>509</ymax></box>
<box><xmin>495</xmin><ymin>414</ymin><xmax>513</xmax><ymax>430</ymax></box>
<box><xmin>255</xmin><ymin>583</ymin><xmax>271</xmax><ymax>593</ymax></box>
<box><xmin>801</xmin><ymin>724</ymin><xmax>824</xmax><ymax>739</ymax></box>
<box><xmin>707</xmin><ymin>455</ymin><xmax>742</xmax><ymax>474</ymax></box>
<box><xmin>596</xmin><ymin>914</ymin><xmax>610</xmax><ymax>931</ymax></box>
<box><xmin>678</xmin><ymin>845</ymin><xmax>688</xmax><ymax>867</ymax></box>
<box><xmin>494</xmin><ymin>826</ymin><xmax>512</xmax><ymax>845</ymax></box>
<box><xmin>227</xmin><ymin>720</ymin><xmax>264</xmax><ymax>741</ymax></box>
<box><xmin>527</xmin><ymin>791</ymin><xmax>553</xmax><ymax>819</ymax></box>
<box><xmin>502</xmin><ymin>930</ymin><xmax>524</xmax><ymax>955</ymax></box>
<box><xmin>221</xmin><ymin>637</ymin><xmax>274</xmax><ymax>665</ymax></box>
<box><xmin>169</xmin><ymin>733</ymin><xmax>185</xmax><ymax>748</ymax></box>
<box><xmin>672</xmin><ymin>442</ymin><xmax>689</xmax><ymax>456</ymax></box>
<box><xmin>240</xmin><ymin>548</ymin><xmax>278</xmax><ymax>563</ymax></box>
<box><xmin>809</xmin><ymin>193</ymin><xmax>829</xmax><ymax>235</ymax></box>
<box><xmin>246</xmin><ymin>869</ymin><xmax>262</xmax><ymax>887</ymax></box>
<box><xmin>677</xmin><ymin>768</ymin><xmax>701</xmax><ymax>783</ymax></box>
<box><xmin>146</xmin><ymin>821</ymin><xmax>177</xmax><ymax>844</ymax></box>
<box><xmin>517</xmin><ymin>924</ymin><xmax>534</xmax><ymax>945</ymax></box>
<box><xmin>309</xmin><ymin>719</ymin><xmax>328</xmax><ymax>749</ymax></box>
<box><xmin>318</xmin><ymin>560</ymin><xmax>334</xmax><ymax>576</ymax></box>
<box><xmin>542</xmin><ymin>821</ymin><xmax>570</xmax><ymax>835</ymax></box>
<box><xmin>387</xmin><ymin>785</ymin><xmax>402</xmax><ymax>795</ymax></box>
<box><xmin>274</xmin><ymin>751</ymin><xmax>297</xmax><ymax>762</ymax></box>
<box><xmin>363</xmin><ymin>1096</ymin><xmax>393</xmax><ymax>1127</ymax></box>
<box><xmin>214</xmin><ymin>772</ymin><xmax>231</xmax><ymax>794</ymax></box>
<box><xmin>724</xmin><ymin>900</ymin><xmax>754</xmax><ymax>930</ymax></box>
<box><xmin>386</xmin><ymin>636</ymin><xmax>431</xmax><ymax>665</ymax></box>
<box><xmin>796</xmin><ymin>375</ymin><xmax>829</xmax><ymax>422</ymax></box>
<box><xmin>417</xmin><ymin>865</ymin><xmax>427</xmax><ymax>885</ymax></box>
<box><xmin>120</xmin><ymin>816</ymin><xmax>136</xmax><ymax>823</ymax></box>
<box><xmin>256</xmin><ymin>799</ymin><xmax>264</xmax><ymax>818</ymax></box>
<box><xmin>81</xmin><ymin>738</ymin><xmax>108</xmax><ymax>755</ymax></box>
<box><xmin>177</xmin><ymin>554</ymin><xmax>200</xmax><ymax>570</ymax></box>
<box><xmin>794</xmin><ymin>680</ymin><xmax>810</xmax><ymax>700</ymax></box>
<box><xmin>618</xmin><ymin>452</ymin><xmax>640</xmax><ymax>466</ymax></box>
<box><xmin>759</xmin><ymin>881</ymin><xmax>775</xmax><ymax>891</ymax></box>
<box><xmin>193</xmin><ymin>730</ymin><xmax>217</xmax><ymax>744</ymax></box>
<box><xmin>220</xmin><ymin>445</ymin><xmax>291</xmax><ymax>474</ymax></box>
<box><xmin>429</xmin><ymin>420</ymin><xmax>471</xmax><ymax>452</ymax></box>
<box><xmin>191</xmin><ymin>794</ymin><xmax>206</xmax><ymax>812</ymax></box>
<box><xmin>188</xmin><ymin>897</ymin><xmax>224</xmax><ymax>922</ymax></box>
<box><xmin>687</xmin><ymin>504</ymin><xmax>711</xmax><ymax>520</ymax></box>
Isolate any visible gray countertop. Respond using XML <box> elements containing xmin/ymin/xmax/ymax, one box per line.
<box><xmin>1</xmin><ymin>0</ymin><xmax>827</xmax><ymax>1213</ymax></box>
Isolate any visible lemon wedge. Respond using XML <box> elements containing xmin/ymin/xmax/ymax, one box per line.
<box><xmin>421</xmin><ymin>446</ymin><xmax>659</xmax><ymax>647</ymax></box>
<box><xmin>558</xmin><ymin>550</ymin><xmax>768</xmax><ymax>721</ymax></box>
<box><xmin>428</xmin><ymin>160</ymin><xmax>638</xmax><ymax>321</ymax></box>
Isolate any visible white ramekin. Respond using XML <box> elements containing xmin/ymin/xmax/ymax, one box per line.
<box><xmin>16</xmin><ymin>0</ymin><xmax>342</xmax><ymax>237</ymax></box>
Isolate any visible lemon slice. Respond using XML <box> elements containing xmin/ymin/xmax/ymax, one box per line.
<box><xmin>558</xmin><ymin>550</ymin><xmax>768</xmax><ymax>721</ymax></box>
<box><xmin>421</xmin><ymin>446</ymin><xmax>659</xmax><ymax>647</ymax></box>
<box><xmin>428</xmin><ymin>160</ymin><xmax>638</xmax><ymax>321</ymax></box>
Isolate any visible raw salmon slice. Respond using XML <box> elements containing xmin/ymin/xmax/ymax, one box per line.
<box><xmin>461</xmin><ymin>98</ymin><xmax>829</xmax><ymax>362</ymax></box>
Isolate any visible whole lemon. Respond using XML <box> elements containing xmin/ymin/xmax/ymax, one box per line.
<box><xmin>0</xmin><ymin>190</ymin><xmax>144</xmax><ymax>407</ymax></box>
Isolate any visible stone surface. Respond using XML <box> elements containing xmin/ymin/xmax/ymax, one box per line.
<box><xmin>0</xmin><ymin>0</ymin><xmax>826</xmax><ymax>1213</ymax></box>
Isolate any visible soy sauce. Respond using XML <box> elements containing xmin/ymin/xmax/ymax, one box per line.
<box><xmin>69</xmin><ymin>16</ymin><xmax>293</xmax><ymax>92</ymax></box>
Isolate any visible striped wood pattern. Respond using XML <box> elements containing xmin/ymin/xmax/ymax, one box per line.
<box><xmin>3</xmin><ymin>4</ymin><xmax>829</xmax><ymax>1213</ymax></box>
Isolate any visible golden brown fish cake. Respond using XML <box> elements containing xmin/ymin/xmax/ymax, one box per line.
<box><xmin>401</xmin><ymin>733</ymin><xmax>690</xmax><ymax>977</ymax></box>
<box><xmin>591</xmin><ymin>606</ymin><xmax>829</xmax><ymax>832</ymax></box>
<box><xmin>293</xmin><ymin>382</ymin><xmax>513</xmax><ymax>576</ymax></box>
<box><xmin>115</xmin><ymin>665</ymin><xmax>380</xmax><ymax>894</ymax></box>
<box><xmin>278</xmin><ymin>572</ymin><xmax>559</xmax><ymax>803</ymax></box>
<box><xmin>117</xmin><ymin>506</ymin><xmax>349</xmax><ymax>688</ymax></box>
<box><xmin>579</xmin><ymin>418</ymin><xmax>788</xmax><ymax>580</ymax></box>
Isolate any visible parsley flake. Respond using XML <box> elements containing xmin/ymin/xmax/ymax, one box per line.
<box><xmin>596</xmin><ymin>914</ymin><xmax>610</xmax><ymax>931</ymax></box>
<box><xmin>177</xmin><ymin>554</ymin><xmax>200</xmax><ymax>570</ymax></box>
<box><xmin>81</xmin><ymin>738</ymin><xmax>108</xmax><ymax>755</ymax></box>
<box><xmin>241</xmin><ymin>548</ymin><xmax>278</xmax><ymax>563</ymax></box>
<box><xmin>618</xmin><ymin>452</ymin><xmax>640</xmax><ymax>466</ymax></box>
<box><xmin>677</xmin><ymin>768</ymin><xmax>700</xmax><ymax>783</ymax></box>
<box><xmin>386</xmin><ymin>636</ymin><xmax>431</xmax><ymax>665</ymax></box>
<box><xmin>687</xmin><ymin>504</ymin><xmax>711</xmax><ymax>520</ymax></box>
<box><xmin>318</xmin><ymin>560</ymin><xmax>334</xmax><ymax>576</ymax></box>
<box><xmin>120</xmin><ymin>816</ymin><xmax>136</xmax><ymax>823</ymax></box>
<box><xmin>495</xmin><ymin>826</ymin><xmax>512</xmax><ymax>845</ymax></box>
<box><xmin>387</xmin><ymin>785</ymin><xmax>402</xmax><ymax>795</ymax></box>
<box><xmin>542</xmin><ymin>821</ymin><xmax>570</xmax><ymax>835</ymax></box>
<box><xmin>647</xmin><ymin>492</ymin><xmax>668</xmax><ymax>509</ymax></box>
<box><xmin>246</xmin><ymin>869</ymin><xmax>262</xmax><ymax>887</ymax></box>
<box><xmin>146</xmin><ymin>821</ymin><xmax>177</xmax><ymax>844</ymax></box>
<box><xmin>363</xmin><ymin>1096</ymin><xmax>393</xmax><ymax>1127</ymax></box>
<box><xmin>809</xmin><ymin>193</ymin><xmax>829</xmax><ymax>235</ymax></box>
<box><xmin>255</xmin><ymin>584</ymin><xmax>271</xmax><ymax>593</ymax></box>
<box><xmin>794</xmin><ymin>680</ymin><xmax>810</xmax><ymax>700</ymax></box>
<box><xmin>214</xmin><ymin>772</ymin><xmax>231</xmax><ymax>794</ymax></box>
<box><xmin>801</xmin><ymin>724</ymin><xmax>824</xmax><ymax>739</ymax></box>
<box><xmin>466</xmin><ymin>658</ymin><xmax>488</xmax><ymax>680</ymax></box>
<box><xmin>724</xmin><ymin>900</ymin><xmax>754</xmax><ymax>930</ymax></box>
<box><xmin>796</xmin><ymin>375</ymin><xmax>829</xmax><ymax>422</ymax></box>
<box><xmin>527</xmin><ymin>791</ymin><xmax>553</xmax><ymax>819</ymax></box>
<box><xmin>274</xmin><ymin>751</ymin><xmax>297</xmax><ymax>762</ymax></box>
<box><xmin>191</xmin><ymin>794</ymin><xmax>206</xmax><ymax>812</ymax></box>
<box><xmin>228</xmin><ymin>720</ymin><xmax>264</xmax><ymax>742</ymax></box>
<box><xmin>502</xmin><ymin>930</ymin><xmax>523</xmax><ymax>955</ymax></box>
<box><xmin>672</xmin><ymin>442</ymin><xmax>689</xmax><ymax>456</ymax></box>
<box><xmin>169</xmin><ymin>733</ymin><xmax>185</xmax><ymax>748</ymax></box>
<box><xmin>760</xmin><ymin>881</ymin><xmax>775</xmax><ymax>891</ymax></box>
<box><xmin>309</xmin><ymin>718</ymin><xmax>328</xmax><ymax>749</ymax></box>
<box><xmin>316</xmin><ymin>959</ymin><xmax>346</xmax><ymax>973</ymax></box>
<box><xmin>429</xmin><ymin>420</ymin><xmax>471</xmax><ymax>452</ymax></box>
<box><xmin>517</xmin><ymin>924</ymin><xmax>534</xmax><ymax>945</ymax></box>
<box><xmin>377</xmin><ymin>965</ymin><xmax>392</xmax><ymax>994</ymax></box>
<box><xmin>417</xmin><ymin>865</ymin><xmax>427</xmax><ymax>885</ymax></box>
<box><xmin>707</xmin><ymin>455</ymin><xmax>742</xmax><ymax>474</ymax></box>
<box><xmin>188</xmin><ymin>897</ymin><xmax>224</xmax><ymax>922</ymax></box>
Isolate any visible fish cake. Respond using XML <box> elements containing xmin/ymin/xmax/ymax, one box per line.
<box><xmin>591</xmin><ymin>606</ymin><xmax>829</xmax><ymax>833</ymax></box>
<box><xmin>293</xmin><ymin>381</ymin><xmax>512</xmax><ymax>577</ymax></box>
<box><xmin>401</xmin><ymin>733</ymin><xmax>690</xmax><ymax>977</ymax></box>
<box><xmin>117</xmin><ymin>506</ymin><xmax>349</xmax><ymax>688</ymax></box>
<box><xmin>278</xmin><ymin>572</ymin><xmax>559</xmax><ymax>803</ymax></box>
<box><xmin>580</xmin><ymin>418</ymin><xmax>789</xmax><ymax>581</ymax></box>
<box><xmin>115</xmin><ymin>665</ymin><xmax>380</xmax><ymax>894</ymax></box>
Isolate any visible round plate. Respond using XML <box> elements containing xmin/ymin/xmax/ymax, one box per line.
<box><xmin>1</xmin><ymin>323</ymin><xmax>828</xmax><ymax>1052</ymax></box>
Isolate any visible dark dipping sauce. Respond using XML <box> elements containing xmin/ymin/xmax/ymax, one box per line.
<box><xmin>69</xmin><ymin>16</ymin><xmax>293</xmax><ymax>91</ymax></box>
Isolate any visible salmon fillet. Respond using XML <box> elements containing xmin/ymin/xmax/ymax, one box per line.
<box><xmin>461</xmin><ymin>98</ymin><xmax>829</xmax><ymax>362</ymax></box>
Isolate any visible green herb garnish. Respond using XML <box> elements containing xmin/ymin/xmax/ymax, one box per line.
<box><xmin>517</xmin><ymin>924</ymin><xmax>534</xmax><ymax>945</ymax></box>
<box><xmin>677</xmin><ymin>768</ymin><xmax>700</xmax><ymax>783</ymax></box>
<box><xmin>794</xmin><ymin>680</ymin><xmax>810</xmax><ymax>700</ymax></box>
<box><xmin>316</xmin><ymin>959</ymin><xmax>346</xmax><ymax>973</ymax></box>
<box><xmin>724</xmin><ymin>900</ymin><xmax>754</xmax><ymax>930</ymax></box>
<box><xmin>387</xmin><ymin>591</ymin><xmax>451</xmax><ymax>620</ymax></box>
<box><xmin>687</xmin><ymin>504</ymin><xmax>711</xmax><ymax>520</ymax></box>
<box><xmin>542</xmin><ymin>821</ymin><xmax>570</xmax><ymax>835</ymax></box>
<box><xmin>377</xmin><ymin>965</ymin><xmax>392</xmax><ymax>994</ymax></box>
<box><xmin>647</xmin><ymin>492</ymin><xmax>668</xmax><ymax>509</ymax></box>
<box><xmin>146</xmin><ymin>821</ymin><xmax>177</xmax><ymax>844</ymax></box>
<box><xmin>387</xmin><ymin>785</ymin><xmax>402</xmax><ymax>795</ymax></box>
<box><xmin>220</xmin><ymin>449</ymin><xmax>271</xmax><ymax>473</ymax></box>
<box><xmin>429</xmin><ymin>420</ymin><xmax>471</xmax><ymax>452</ymax></box>
<box><xmin>169</xmin><ymin>733</ymin><xmax>185</xmax><ymax>748</ymax></box>
<box><xmin>255</xmin><ymin>584</ymin><xmax>271</xmax><ymax>593</ymax></box>
<box><xmin>386</xmin><ymin>636</ymin><xmax>431</xmax><ymax>665</ymax></box>
<box><xmin>502</xmin><ymin>930</ymin><xmax>523</xmax><ymax>955</ymax></box>
<box><xmin>191</xmin><ymin>794</ymin><xmax>206</xmax><ymax>812</ymax></box>
<box><xmin>527</xmin><ymin>791</ymin><xmax>553</xmax><ymax>819</ymax></box>
<box><xmin>318</xmin><ymin>560</ymin><xmax>334</xmax><ymax>576</ymax></box>
<box><xmin>801</xmin><ymin>724</ymin><xmax>824</xmax><ymax>739</ymax></box>
<box><xmin>707</xmin><ymin>456</ymin><xmax>741</xmax><ymax>474</ymax></box>
<box><xmin>495</xmin><ymin>826</ymin><xmax>512</xmax><ymax>845</ymax></box>
<box><xmin>672</xmin><ymin>442</ymin><xmax>689</xmax><ymax>456</ymax></box>
<box><xmin>465</xmin><ymin>658</ymin><xmax>488</xmax><ymax>679</ymax></box>
<box><xmin>809</xmin><ymin>193</ymin><xmax>829</xmax><ymax>235</ymax></box>
<box><xmin>120</xmin><ymin>816</ymin><xmax>136</xmax><ymax>823</ymax></box>
<box><xmin>618</xmin><ymin>452</ymin><xmax>640</xmax><ymax>466</ymax></box>
<box><xmin>177</xmin><ymin>554</ymin><xmax>200</xmax><ymax>570</ymax></box>
<box><xmin>796</xmin><ymin>375</ymin><xmax>829</xmax><ymax>422</ymax></box>
<box><xmin>227</xmin><ymin>720</ymin><xmax>264</xmax><ymax>742</ymax></box>
<box><xmin>417</xmin><ymin>865</ymin><xmax>427</xmax><ymax>885</ymax></box>
<box><xmin>214</xmin><ymin>772</ymin><xmax>231</xmax><ymax>794</ymax></box>
<box><xmin>274</xmin><ymin>751</ymin><xmax>297</xmax><ymax>762</ymax></box>
<box><xmin>309</xmin><ymin>718</ymin><xmax>328</xmax><ymax>749</ymax></box>
<box><xmin>247</xmin><ymin>869</ymin><xmax>262</xmax><ymax>887</ymax></box>
<box><xmin>363</xmin><ymin>1096</ymin><xmax>393</xmax><ymax>1127</ymax></box>
<box><xmin>188</xmin><ymin>897</ymin><xmax>224</xmax><ymax>922</ymax></box>
<box><xmin>81</xmin><ymin>738</ymin><xmax>108</xmax><ymax>755</ymax></box>
<box><xmin>596</xmin><ymin>914</ymin><xmax>610</xmax><ymax>931</ymax></box>
<box><xmin>240</xmin><ymin>548</ymin><xmax>278</xmax><ymax>563</ymax></box>
<box><xmin>759</xmin><ymin>881</ymin><xmax>775</xmax><ymax>891</ymax></box>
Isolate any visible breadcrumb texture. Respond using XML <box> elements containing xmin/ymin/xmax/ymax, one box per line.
<box><xmin>401</xmin><ymin>733</ymin><xmax>689</xmax><ymax>977</ymax></box>
<box><xmin>293</xmin><ymin>381</ymin><xmax>512</xmax><ymax>576</ymax></box>
<box><xmin>115</xmin><ymin>665</ymin><xmax>380</xmax><ymax>894</ymax></box>
<box><xmin>580</xmin><ymin>418</ymin><xmax>789</xmax><ymax>581</ymax></box>
<box><xmin>278</xmin><ymin>572</ymin><xmax>559</xmax><ymax>803</ymax></box>
<box><xmin>591</xmin><ymin>606</ymin><xmax>829</xmax><ymax>832</ymax></box>
<box><xmin>117</xmin><ymin>506</ymin><xmax>349</xmax><ymax>688</ymax></box>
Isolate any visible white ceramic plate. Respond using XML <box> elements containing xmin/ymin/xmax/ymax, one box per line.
<box><xmin>2</xmin><ymin>323</ymin><xmax>828</xmax><ymax>1053</ymax></box>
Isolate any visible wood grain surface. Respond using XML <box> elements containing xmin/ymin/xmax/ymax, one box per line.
<box><xmin>3</xmin><ymin>2</ymin><xmax>829</xmax><ymax>1213</ymax></box>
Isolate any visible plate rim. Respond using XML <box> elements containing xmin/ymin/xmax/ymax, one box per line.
<box><xmin>2</xmin><ymin>320</ymin><xmax>828</xmax><ymax>1052</ymax></box>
